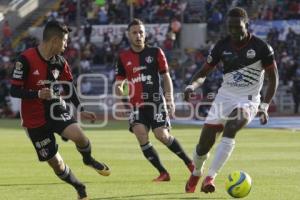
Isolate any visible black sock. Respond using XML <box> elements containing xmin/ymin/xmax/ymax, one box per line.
<box><xmin>56</xmin><ymin>165</ymin><xmax>84</xmax><ymax>189</ymax></box>
<box><xmin>77</xmin><ymin>140</ymin><xmax>92</xmax><ymax>163</ymax></box>
<box><xmin>167</xmin><ymin>136</ymin><xmax>192</xmax><ymax>165</ymax></box>
<box><xmin>141</xmin><ymin>142</ymin><xmax>167</xmax><ymax>173</ymax></box>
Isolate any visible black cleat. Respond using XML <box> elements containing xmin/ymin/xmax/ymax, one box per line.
<box><xmin>75</xmin><ymin>184</ymin><xmax>88</xmax><ymax>200</ymax></box>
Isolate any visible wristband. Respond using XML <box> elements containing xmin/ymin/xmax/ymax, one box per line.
<box><xmin>259</xmin><ymin>102</ymin><xmax>269</xmax><ymax>112</ymax></box>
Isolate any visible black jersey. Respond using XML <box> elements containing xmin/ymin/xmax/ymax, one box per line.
<box><xmin>206</xmin><ymin>34</ymin><xmax>275</xmax><ymax>100</ymax></box>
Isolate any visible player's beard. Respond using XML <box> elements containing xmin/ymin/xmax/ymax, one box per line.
<box><xmin>132</xmin><ymin>39</ymin><xmax>145</xmax><ymax>51</ymax></box>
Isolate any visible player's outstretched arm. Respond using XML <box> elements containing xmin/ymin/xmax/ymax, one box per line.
<box><xmin>184</xmin><ymin>64</ymin><xmax>215</xmax><ymax>102</ymax></box>
<box><xmin>258</xmin><ymin>63</ymin><xmax>279</xmax><ymax>125</ymax></box>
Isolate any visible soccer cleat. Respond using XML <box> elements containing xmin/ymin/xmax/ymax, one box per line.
<box><xmin>76</xmin><ymin>184</ymin><xmax>88</xmax><ymax>200</ymax></box>
<box><xmin>185</xmin><ymin>174</ymin><xmax>200</xmax><ymax>193</ymax></box>
<box><xmin>201</xmin><ymin>176</ymin><xmax>216</xmax><ymax>193</ymax></box>
<box><xmin>83</xmin><ymin>157</ymin><xmax>111</xmax><ymax>176</ymax></box>
<box><xmin>152</xmin><ymin>172</ymin><xmax>170</xmax><ymax>182</ymax></box>
<box><xmin>187</xmin><ymin>162</ymin><xmax>195</xmax><ymax>173</ymax></box>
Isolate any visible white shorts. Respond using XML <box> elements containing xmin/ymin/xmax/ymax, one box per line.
<box><xmin>205</xmin><ymin>93</ymin><xmax>259</xmax><ymax>126</ymax></box>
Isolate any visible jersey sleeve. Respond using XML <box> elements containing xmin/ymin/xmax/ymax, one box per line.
<box><xmin>206</xmin><ymin>41</ymin><xmax>222</xmax><ymax>67</ymax></box>
<box><xmin>10</xmin><ymin>55</ymin><xmax>29</xmax><ymax>86</ymax></box>
<box><xmin>261</xmin><ymin>43</ymin><xmax>275</xmax><ymax>69</ymax></box>
<box><xmin>59</xmin><ymin>59</ymin><xmax>73</xmax><ymax>81</ymax></box>
<box><xmin>157</xmin><ymin>48</ymin><xmax>169</xmax><ymax>74</ymax></box>
<box><xmin>115</xmin><ymin>56</ymin><xmax>126</xmax><ymax>81</ymax></box>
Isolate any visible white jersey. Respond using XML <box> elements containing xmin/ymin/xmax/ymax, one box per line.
<box><xmin>206</xmin><ymin>34</ymin><xmax>275</xmax><ymax>102</ymax></box>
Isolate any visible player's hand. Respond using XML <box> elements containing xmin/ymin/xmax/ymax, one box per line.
<box><xmin>258</xmin><ymin>103</ymin><xmax>269</xmax><ymax>125</ymax></box>
<box><xmin>80</xmin><ymin>111</ymin><xmax>96</xmax><ymax>123</ymax></box>
<box><xmin>38</xmin><ymin>88</ymin><xmax>54</xmax><ymax>100</ymax></box>
<box><xmin>116</xmin><ymin>104</ymin><xmax>130</xmax><ymax>118</ymax></box>
<box><xmin>184</xmin><ymin>85</ymin><xmax>195</xmax><ymax>102</ymax></box>
<box><xmin>166</xmin><ymin>99</ymin><xmax>175</xmax><ymax>116</ymax></box>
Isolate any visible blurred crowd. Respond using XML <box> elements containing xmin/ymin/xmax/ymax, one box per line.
<box><xmin>1</xmin><ymin>0</ymin><xmax>300</xmax><ymax>118</ymax></box>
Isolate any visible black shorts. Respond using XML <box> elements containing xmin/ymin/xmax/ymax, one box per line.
<box><xmin>129</xmin><ymin>105</ymin><xmax>170</xmax><ymax>133</ymax></box>
<box><xmin>26</xmin><ymin>106</ymin><xmax>76</xmax><ymax>161</ymax></box>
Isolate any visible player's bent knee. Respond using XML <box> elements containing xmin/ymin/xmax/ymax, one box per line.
<box><xmin>47</xmin><ymin>154</ymin><xmax>65</xmax><ymax>172</ymax></box>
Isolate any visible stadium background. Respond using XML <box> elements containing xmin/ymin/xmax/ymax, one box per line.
<box><xmin>0</xmin><ymin>0</ymin><xmax>300</xmax><ymax>200</ymax></box>
<box><xmin>1</xmin><ymin>0</ymin><xmax>300</xmax><ymax>119</ymax></box>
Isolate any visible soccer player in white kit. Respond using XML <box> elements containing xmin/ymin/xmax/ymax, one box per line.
<box><xmin>184</xmin><ymin>7</ymin><xmax>279</xmax><ymax>193</ymax></box>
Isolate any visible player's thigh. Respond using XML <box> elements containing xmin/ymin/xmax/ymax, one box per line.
<box><xmin>61</xmin><ymin>123</ymin><xmax>88</xmax><ymax>145</ymax></box>
<box><xmin>223</xmin><ymin>108</ymin><xmax>249</xmax><ymax>138</ymax></box>
<box><xmin>26</xmin><ymin>124</ymin><xmax>58</xmax><ymax>162</ymax></box>
<box><xmin>132</xmin><ymin>123</ymin><xmax>150</xmax><ymax>145</ymax></box>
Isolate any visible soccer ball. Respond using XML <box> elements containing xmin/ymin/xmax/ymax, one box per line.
<box><xmin>225</xmin><ymin>171</ymin><xmax>252</xmax><ymax>198</ymax></box>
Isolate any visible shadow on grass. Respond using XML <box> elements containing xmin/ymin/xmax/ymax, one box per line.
<box><xmin>0</xmin><ymin>182</ymin><xmax>92</xmax><ymax>187</ymax></box>
<box><xmin>91</xmin><ymin>192</ymin><xmax>227</xmax><ymax>200</ymax></box>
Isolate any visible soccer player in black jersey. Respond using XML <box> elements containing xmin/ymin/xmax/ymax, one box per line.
<box><xmin>10</xmin><ymin>21</ymin><xmax>110</xmax><ymax>200</ymax></box>
<box><xmin>114</xmin><ymin>18</ymin><xmax>194</xmax><ymax>181</ymax></box>
<box><xmin>184</xmin><ymin>7</ymin><xmax>279</xmax><ymax>193</ymax></box>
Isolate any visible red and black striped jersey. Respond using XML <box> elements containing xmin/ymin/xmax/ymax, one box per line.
<box><xmin>115</xmin><ymin>46</ymin><xmax>169</xmax><ymax>107</ymax></box>
<box><xmin>10</xmin><ymin>47</ymin><xmax>73</xmax><ymax>128</ymax></box>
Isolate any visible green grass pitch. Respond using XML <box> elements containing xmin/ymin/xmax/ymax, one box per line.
<box><xmin>0</xmin><ymin>119</ymin><xmax>299</xmax><ymax>200</ymax></box>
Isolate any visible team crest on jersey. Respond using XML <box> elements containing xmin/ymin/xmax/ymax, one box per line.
<box><xmin>52</xmin><ymin>69</ymin><xmax>60</xmax><ymax>79</ymax></box>
<box><xmin>145</xmin><ymin>56</ymin><xmax>153</xmax><ymax>64</ymax></box>
<box><xmin>246</xmin><ymin>49</ymin><xmax>256</xmax><ymax>59</ymax></box>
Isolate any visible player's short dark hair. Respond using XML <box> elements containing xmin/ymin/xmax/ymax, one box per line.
<box><xmin>43</xmin><ymin>20</ymin><xmax>72</xmax><ymax>41</ymax></box>
<box><xmin>127</xmin><ymin>18</ymin><xmax>144</xmax><ymax>31</ymax></box>
<box><xmin>228</xmin><ymin>7</ymin><xmax>248</xmax><ymax>23</ymax></box>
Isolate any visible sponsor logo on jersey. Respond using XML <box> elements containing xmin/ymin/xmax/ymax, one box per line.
<box><xmin>33</xmin><ymin>69</ymin><xmax>40</xmax><ymax>75</ymax></box>
<box><xmin>207</xmin><ymin>55</ymin><xmax>213</xmax><ymax>63</ymax></box>
<box><xmin>223</xmin><ymin>51</ymin><xmax>233</xmax><ymax>55</ymax></box>
<box><xmin>246</xmin><ymin>49</ymin><xmax>256</xmax><ymax>59</ymax></box>
<box><xmin>126</xmin><ymin>61</ymin><xmax>132</xmax><ymax>66</ymax></box>
<box><xmin>133</xmin><ymin>66</ymin><xmax>147</xmax><ymax>73</ymax></box>
<box><xmin>15</xmin><ymin>62</ymin><xmax>23</xmax><ymax>70</ymax></box>
<box><xmin>145</xmin><ymin>56</ymin><xmax>153</xmax><ymax>64</ymax></box>
<box><xmin>13</xmin><ymin>62</ymin><xmax>24</xmax><ymax>79</ymax></box>
<box><xmin>233</xmin><ymin>71</ymin><xmax>244</xmax><ymax>82</ymax></box>
<box><xmin>131</xmin><ymin>73</ymin><xmax>153</xmax><ymax>85</ymax></box>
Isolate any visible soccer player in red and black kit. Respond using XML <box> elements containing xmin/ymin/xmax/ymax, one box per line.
<box><xmin>114</xmin><ymin>18</ymin><xmax>194</xmax><ymax>181</ymax></box>
<box><xmin>10</xmin><ymin>21</ymin><xmax>110</xmax><ymax>200</ymax></box>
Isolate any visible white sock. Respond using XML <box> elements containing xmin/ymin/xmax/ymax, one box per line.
<box><xmin>192</xmin><ymin>149</ymin><xmax>209</xmax><ymax>176</ymax></box>
<box><xmin>207</xmin><ymin>137</ymin><xmax>235</xmax><ymax>179</ymax></box>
